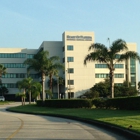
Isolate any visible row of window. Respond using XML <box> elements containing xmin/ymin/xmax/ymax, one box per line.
<box><xmin>2</xmin><ymin>63</ymin><xmax>26</xmax><ymax>68</ymax></box>
<box><xmin>95</xmin><ymin>64</ymin><xmax>124</xmax><ymax>68</ymax></box>
<box><xmin>2</xmin><ymin>73</ymin><xmax>26</xmax><ymax>78</ymax></box>
<box><xmin>0</xmin><ymin>53</ymin><xmax>26</xmax><ymax>58</ymax></box>
<box><xmin>95</xmin><ymin>74</ymin><xmax>124</xmax><ymax>78</ymax></box>
<box><xmin>2</xmin><ymin>73</ymin><xmax>39</xmax><ymax>79</ymax></box>
<box><xmin>0</xmin><ymin>53</ymin><xmax>35</xmax><ymax>58</ymax></box>
<box><xmin>2</xmin><ymin>83</ymin><xmax>17</xmax><ymax>88</ymax></box>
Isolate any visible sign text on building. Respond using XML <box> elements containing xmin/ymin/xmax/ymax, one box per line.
<box><xmin>67</xmin><ymin>35</ymin><xmax>92</xmax><ymax>41</ymax></box>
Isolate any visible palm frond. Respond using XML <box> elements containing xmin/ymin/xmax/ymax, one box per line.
<box><xmin>110</xmin><ymin>39</ymin><xmax>128</xmax><ymax>54</ymax></box>
<box><xmin>88</xmin><ymin>43</ymin><xmax>107</xmax><ymax>51</ymax></box>
<box><xmin>50</xmin><ymin>56</ymin><xmax>60</xmax><ymax>61</ymax></box>
<box><xmin>119</xmin><ymin>51</ymin><xmax>140</xmax><ymax>62</ymax></box>
<box><xmin>84</xmin><ymin>51</ymin><xmax>108</xmax><ymax>65</ymax></box>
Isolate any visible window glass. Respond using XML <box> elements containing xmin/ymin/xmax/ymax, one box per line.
<box><xmin>95</xmin><ymin>74</ymin><xmax>109</xmax><ymax>78</ymax></box>
<box><xmin>68</xmin><ymin>92</ymin><xmax>74</xmax><ymax>99</ymax></box>
<box><xmin>68</xmin><ymin>68</ymin><xmax>74</xmax><ymax>73</ymax></box>
<box><xmin>115</xmin><ymin>64</ymin><xmax>124</xmax><ymax>68</ymax></box>
<box><xmin>67</xmin><ymin>57</ymin><xmax>74</xmax><ymax>62</ymax></box>
<box><xmin>95</xmin><ymin>64</ymin><xmax>108</xmax><ymax>68</ymax></box>
<box><xmin>115</xmin><ymin>74</ymin><xmax>124</xmax><ymax>78</ymax></box>
<box><xmin>67</xmin><ymin>80</ymin><xmax>74</xmax><ymax>85</ymax></box>
<box><xmin>67</xmin><ymin>45</ymin><xmax>73</xmax><ymax>50</ymax></box>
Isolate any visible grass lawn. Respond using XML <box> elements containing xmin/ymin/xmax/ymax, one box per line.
<box><xmin>0</xmin><ymin>101</ymin><xmax>13</xmax><ymax>105</ymax></box>
<box><xmin>8</xmin><ymin>104</ymin><xmax>140</xmax><ymax>134</ymax></box>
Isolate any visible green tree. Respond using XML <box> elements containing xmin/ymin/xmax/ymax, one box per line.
<box><xmin>47</xmin><ymin>77</ymin><xmax>65</xmax><ymax>98</ymax></box>
<box><xmin>0</xmin><ymin>64</ymin><xmax>6</xmax><ymax>84</ymax></box>
<box><xmin>17</xmin><ymin>79</ymin><xmax>27</xmax><ymax>105</ymax></box>
<box><xmin>24</xmin><ymin>50</ymin><xmax>50</xmax><ymax>101</ymax></box>
<box><xmin>83</xmin><ymin>90</ymin><xmax>99</xmax><ymax>99</ymax></box>
<box><xmin>58</xmin><ymin>77</ymin><xmax>65</xmax><ymax>97</ymax></box>
<box><xmin>84</xmin><ymin>39</ymin><xmax>140</xmax><ymax>98</ymax></box>
<box><xmin>24</xmin><ymin>77</ymin><xmax>42</xmax><ymax>104</ymax></box>
<box><xmin>16</xmin><ymin>92</ymin><xmax>26</xmax><ymax>106</ymax></box>
<box><xmin>0</xmin><ymin>86</ymin><xmax>8</xmax><ymax>96</ymax></box>
<box><xmin>87</xmin><ymin>79</ymin><xmax>137</xmax><ymax>98</ymax></box>
<box><xmin>46</xmin><ymin>56</ymin><xmax>64</xmax><ymax>93</ymax></box>
<box><xmin>31</xmin><ymin>82</ymin><xmax>42</xmax><ymax>100</ymax></box>
<box><xmin>17</xmin><ymin>77</ymin><xmax>41</xmax><ymax>104</ymax></box>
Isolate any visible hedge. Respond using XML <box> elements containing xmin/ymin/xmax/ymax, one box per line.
<box><xmin>36</xmin><ymin>99</ymin><xmax>92</xmax><ymax>108</ymax></box>
<box><xmin>106</xmin><ymin>96</ymin><xmax>140</xmax><ymax>110</ymax></box>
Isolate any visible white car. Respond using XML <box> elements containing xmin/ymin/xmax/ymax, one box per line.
<box><xmin>0</xmin><ymin>96</ymin><xmax>5</xmax><ymax>101</ymax></box>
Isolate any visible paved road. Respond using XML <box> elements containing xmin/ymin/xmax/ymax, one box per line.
<box><xmin>0</xmin><ymin>103</ymin><xmax>128</xmax><ymax>140</ymax></box>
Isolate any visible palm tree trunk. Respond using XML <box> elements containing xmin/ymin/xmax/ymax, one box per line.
<box><xmin>110</xmin><ymin>69</ymin><xmax>114</xmax><ymax>98</ymax></box>
<box><xmin>42</xmin><ymin>73</ymin><xmax>46</xmax><ymax>101</ymax></box>
<box><xmin>29</xmin><ymin>91</ymin><xmax>31</xmax><ymax>104</ymax></box>
<box><xmin>23</xmin><ymin>89</ymin><xmax>26</xmax><ymax>105</ymax></box>
<box><xmin>21</xmin><ymin>97</ymin><xmax>24</xmax><ymax>106</ymax></box>
<box><xmin>49</xmin><ymin>75</ymin><xmax>53</xmax><ymax>92</ymax></box>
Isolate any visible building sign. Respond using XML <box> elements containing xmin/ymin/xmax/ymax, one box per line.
<box><xmin>67</xmin><ymin>35</ymin><xmax>92</xmax><ymax>41</ymax></box>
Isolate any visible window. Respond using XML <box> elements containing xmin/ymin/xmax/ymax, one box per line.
<box><xmin>114</xmin><ymin>64</ymin><xmax>124</xmax><ymax>68</ymax></box>
<box><xmin>115</xmin><ymin>54</ymin><xmax>121</xmax><ymax>59</ymax></box>
<box><xmin>95</xmin><ymin>64</ymin><xmax>124</xmax><ymax>68</ymax></box>
<box><xmin>27</xmin><ymin>54</ymin><xmax>34</xmax><ymax>58</ymax></box>
<box><xmin>95</xmin><ymin>64</ymin><xmax>108</xmax><ymax>68</ymax></box>
<box><xmin>63</xmin><ymin>46</ymin><xmax>65</xmax><ymax>52</ymax></box>
<box><xmin>95</xmin><ymin>74</ymin><xmax>109</xmax><ymax>78</ymax></box>
<box><xmin>68</xmin><ymin>68</ymin><xmax>74</xmax><ymax>73</ymax></box>
<box><xmin>67</xmin><ymin>80</ymin><xmax>74</xmax><ymax>85</ymax></box>
<box><xmin>115</xmin><ymin>83</ymin><xmax>123</xmax><ymax>86</ymax></box>
<box><xmin>67</xmin><ymin>57</ymin><xmax>74</xmax><ymax>62</ymax></box>
<box><xmin>68</xmin><ymin>92</ymin><xmax>74</xmax><ymax>99</ymax></box>
<box><xmin>29</xmin><ymin>74</ymin><xmax>39</xmax><ymax>79</ymax></box>
<box><xmin>67</xmin><ymin>45</ymin><xmax>73</xmax><ymax>50</ymax></box>
<box><xmin>115</xmin><ymin>74</ymin><xmax>124</xmax><ymax>78</ymax></box>
<box><xmin>2</xmin><ymin>83</ymin><xmax>17</xmax><ymax>88</ymax></box>
<box><xmin>63</xmin><ymin>58</ymin><xmax>65</xmax><ymax>63</ymax></box>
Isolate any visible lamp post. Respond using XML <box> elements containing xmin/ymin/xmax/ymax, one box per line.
<box><xmin>68</xmin><ymin>61</ymin><xmax>71</xmax><ymax>98</ymax></box>
<box><xmin>65</xmin><ymin>70</ymin><xmax>68</xmax><ymax>98</ymax></box>
<box><xmin>57</xmin><ymin>76</ymin><xmax>59</xmax><ymax>99</ymax></box>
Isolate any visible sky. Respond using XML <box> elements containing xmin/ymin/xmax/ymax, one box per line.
<box><xmin>0</xmin><ymin>0</ymin><xmax>140</xmax><ymax>80</ymax></box>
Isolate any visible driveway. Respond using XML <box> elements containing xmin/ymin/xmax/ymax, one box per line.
<box><xmin>0</xmin><ymin>103</ymin><xmax>128</xmax><ymax>140</ymax></box>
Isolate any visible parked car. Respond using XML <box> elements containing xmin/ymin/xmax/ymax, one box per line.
<box><xmin>0</xmin><ymin>96</ymin><xmax>5</xmax><ymax>101</ymax></box>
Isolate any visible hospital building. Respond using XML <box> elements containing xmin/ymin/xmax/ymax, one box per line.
<box><xmin>0</xmin><ymin>31</ymin><xmax>138</xmax><ymax>99</ymax></box>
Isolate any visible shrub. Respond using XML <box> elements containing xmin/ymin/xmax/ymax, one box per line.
<box><xmin>106</xmin><ymin>96</ymin><xmax>140</xmax><ymax>110</ymax></box>
<box><xmin>92</xmin><ymin>98</ymin><xmax>106</xmax><ymax>108</ymax></box>
<box><xmin>37</xmin><ymin>99</ymin><xmax>92</xmax><ymax>108</ymax></box>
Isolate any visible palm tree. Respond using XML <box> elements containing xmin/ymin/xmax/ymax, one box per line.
<box><xmin>17</xmin><ymin>79</ymin><xmax>27</xmax><ymax>105</ymax></box>
<box><xmin>31</xmin><ymin>82</ymin><xmax>42</xmax><ymax>100</ymax></box>
<box><xmin>24</xmin><ymin>50</ymin><xmax>50</xmax><ymax>101</ymax></box>
<box><xmin>46</xmin><ymin>56</ymin><xmax>64</xmax><ymax>93</ymax></box>
<box><xmin>25</xmin><ymin>77</ymin><xmax>41</xmax><ymax>104</ymax></box>
<box><xmin>0</xmin><ymin>64</ymin><xmax>6</xmax><ymax>84</ymax></box>
<box><xmin>84</xmin><ymin>39</ymin><xmax>140</xmax><ymax>98</ymax></box>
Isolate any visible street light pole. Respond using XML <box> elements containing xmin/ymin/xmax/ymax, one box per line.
<box><xmin>57</xmin><ymin>76</ymin><xmax>59</xmax><ymax>99</ymax></box>
<box><xmin>68</xmin><ymin>61</ymin><xmax>71</xmax><ymax>98</ymax></box>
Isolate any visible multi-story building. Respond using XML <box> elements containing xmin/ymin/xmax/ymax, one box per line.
<box><xmin>0</xmin><ymin>31</ymin><xmax>138</xmax><ymax>99</ymax></box>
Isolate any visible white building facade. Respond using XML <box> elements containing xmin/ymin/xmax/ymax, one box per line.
<box><xmin>0</xmin><ymin>31</ymin><xmax>138</xmax><ymax>99</ymax></box>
